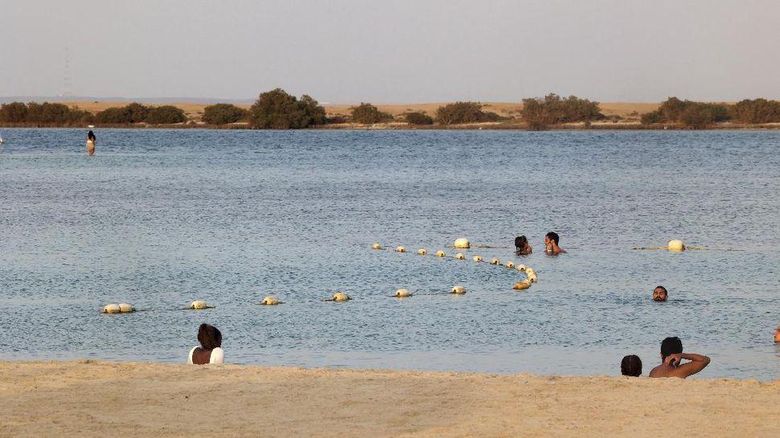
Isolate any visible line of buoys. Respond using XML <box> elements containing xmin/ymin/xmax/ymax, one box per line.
<box><xmin>505</xmin><ymin>261</ymin><xmax>515</xmax><ymax>269</ymax></box>
<box><xmin>490</xmin><ymin>257</ymin><xmax>500</xmax><ymax>265</ymax></box>
<box><xmin>102</xmin><ymin>303</ymin><xmax>135</xmax><ymax>314</ymax></box>
<box><xmin>417</xmin><ymin>248</ymin><xmax>427</xmax><ymax>255</ymax></box>
<box><xmin>395</xmin><ymin>246</ymin><xmax>406</xmax><ymax>253</ymax></box>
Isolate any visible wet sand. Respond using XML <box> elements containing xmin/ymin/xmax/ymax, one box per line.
<box><xmin>1</xmin><ymin>361</ymin><xmax>777</xmax><ymax>437</ymax></box>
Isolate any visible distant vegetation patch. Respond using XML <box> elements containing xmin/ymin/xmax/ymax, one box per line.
<box><xmin>403</xmin><ymin>111</ymin><xmax>434</xmax><ymax>125</ymax></box>
<box><xmin>202</xmin><ymin>103</ymin><xmax>248</xmax><ymax>125</ymax></box>
<box><xmin>350</xmin><ymin>103</ymin><xmax>393</xmax><ymax>124</ymax></box>
<box><xmin>521</xmin><ymin>94</ymin><xmax>604</xmax><ymax>130</ymax></box>
<box><xmin>435</xmin><ymin>102</ymin><xmax>501</xmax><ymax>125</ymax></box>
<box><xmin>248</xmin><ymin>88</ymin><xmax>326</xmax><ymax>129</ymax></box>
<box><xmin>0</xmin><ymin>102</ymin><xmax>93</xmax><ymax>125</ymax></box>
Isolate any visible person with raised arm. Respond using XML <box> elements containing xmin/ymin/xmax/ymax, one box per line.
<box><xmin>649</xmin><ymin>337</ymin><xmax>710</xmax><ymax>378</ymax></box>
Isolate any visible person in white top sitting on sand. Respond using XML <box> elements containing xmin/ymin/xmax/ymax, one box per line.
<box><xmin>188</xmin><ymin>323</ymin><xmax>224</xmax><ymax>365</ymax></box>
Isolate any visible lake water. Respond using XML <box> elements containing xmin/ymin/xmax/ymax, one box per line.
<box><xmin>0</xmin><ymin>128</ymin><xmax>778</xmax><ymax>380</ymax></box>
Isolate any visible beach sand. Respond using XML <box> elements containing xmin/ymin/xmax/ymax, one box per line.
<box><xmin>1</xmin><ymin>361</ymin><xmax>777</xmax><ymax>437</ymax></box>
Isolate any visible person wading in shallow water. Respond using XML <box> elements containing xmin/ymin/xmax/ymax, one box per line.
<box><xmin>86</xmin><ymin>130</ymin><xmax>96</xmax><ymax>156</ymax></box>
<box><xmin>649</xmin><ymin>337</ymin><xmax>710</xmax><ymax>378</ymax></box>
<box><xmin>515</xmin><ymin>235</ymin><xmax>532</xmax><ymax>256</ymax></box>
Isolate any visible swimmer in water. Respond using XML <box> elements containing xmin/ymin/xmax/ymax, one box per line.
<box><xmin>515</xmin><ymin>235</ymin><xmax>532</xmax><ymax>256</ymax></box>
<box><xmin>649</xmin><ymin>337</ymin><xmax>710</xmax><ymax>378</ymax></box>
<box><xmin>652</xmin><ymin>285</ymin><xmax>668</xmax><ymax>302</ymax></box>
<box><xmin>86</xmin><ymin>130</ymin><xmax>96</xmax><ymax>156</ymax></box>
<box><xmin>620</xmin><ymin>354</ymin><xmax>642</xmax><ymax>377</ymax></box>
<box><xmin>544</xmin><ymin>231</ymin><xmax>566</xmax><ymax>255</ymax></box>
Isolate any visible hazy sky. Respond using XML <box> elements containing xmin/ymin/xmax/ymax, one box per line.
<box><xmin>2</xmin><ymin>0</ymin><xmax>778</xmax><ymax>103</ymax></box>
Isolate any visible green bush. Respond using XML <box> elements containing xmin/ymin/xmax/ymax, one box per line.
<box><xmin>350</xmin><ymin>103</ymin><xmax>392</xmax><ymax>124</ymax></box>
<box><xmin>203</xmin><ymin>103</ymin><xmax>248</xmax><ymax>124</ymax></box>
<box><xmin>641</xmin><ymin>97</ymin><xmax>731</xmax><ymax>128</ymax></box>
<box><xmin>16</xmin><ymin>102</ymin><xmax>93</xmax><ymax>124</ymax></box>
<box><xmin>403</xmin><ymin>111</ymin><xmax>433</xmax><ymax>125</ymax></box>
<box><xmin>521</xmin><ymin>94</ymin><xmax>604</xmax><ymax>130</ymax></box>
<box><xmin>731</xmin><ymin>98</ymin><xmax>780</xmax><ymax>124</ymax></box>
<box><xmin>145</xmin><ymin>105</ymin><xmax>187</xmax><ymax>124</ymax></box>
<box><xmin>95</xmin><ymin>103</ymin><xmax>150</xmax><ymax>124</ymax></box>
<box><xmin>0</xmin><ymin>102</ymin><xmax>29</xmax><ymax>122</ymax></box>
<box><xmin>248</xmin><ymin>88</ymin><xmax>325</xmax><ymax>129</ymax></box>
<box><xmin>435</xmin><ymin>102</ymin><xmax>497</xmax><ymax>125</ymax></box>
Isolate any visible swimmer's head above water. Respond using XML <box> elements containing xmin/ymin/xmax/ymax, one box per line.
<box><xmin>544</xmin><ymin>232</ymin><xmax>565</xmax><ymax>255</ymax></box>
<box><xmin>652</xmin><ymin>286</ymin><xmax>668</xmax><ymax>302</ymax></box>
<box><xmin>515</xmin><ymin>235</ymin><xmax>532</xmax><ymax>255</ymax></box>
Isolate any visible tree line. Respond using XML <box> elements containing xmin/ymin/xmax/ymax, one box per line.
<box><xmin>2</xmin><ymin>90</ymin><xmax>779</xmax><ymax>129</ymax></box>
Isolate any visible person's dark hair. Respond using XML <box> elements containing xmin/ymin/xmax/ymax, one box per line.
<box><xmin>655</xmin><ymin>285</ymin><xmax>667</xmax><ymax>293</ymax></box>
<box><xmin>87</xmin><ymin>130</ymin><xmax>95</xmax><ymax>141</ymax></box>
<box><xmin>545</xmin><ymin>232</ymin><xmax>559</xmax><ymax>245</ymax></box>
<box><xmin>515</xmin><ymin>235</ymin><xmax>528</xmax><ymax>249</ymax></box>
<box><xmin>198</xmin><ymin>323</ymin><xmax>222</xmax><ymax>350</ymax></box>
<box><xmin>621</xmin><ymin>355</ymin><xmax>642</xmax><ymax>377</ymax></box>
<box><xmin>660</xmin><ymin>336</ymin><xmax>683</xmax><ymax>359</ymax></box>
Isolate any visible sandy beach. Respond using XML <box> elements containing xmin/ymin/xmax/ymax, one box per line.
<box><xmin>0</xmin><ymin>361</ymin><xmax>776</xmax><ymax>437</ymax></box>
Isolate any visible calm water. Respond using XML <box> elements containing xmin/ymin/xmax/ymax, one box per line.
<box><xmin>0</xmin><ymin>128</ymin><xmax>778</xmax><ymax>380</ymax></box>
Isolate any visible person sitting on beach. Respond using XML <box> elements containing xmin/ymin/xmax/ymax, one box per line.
<box><xmin>515</xmin><ymin>235</ymin><xmax>532</xmax><ymax>256</ymax></box>
<box><xmin>649</xmin><ymin>337</ymin><xmax>710</xmax><ymax>378</ymax></box>
<box><xmin>86</xmin><ymin>130</ymin><xmax>96</xmax><ymax>156</ymax></box>
<box><xmin>652</xmin><ymin>286</ymin><xmax>668</xmax><ymax>302</ymax></box>
<box><xmin>544</xmin><ymin>232</ymin><xmax>566</xmax><ymax>255</ymax></box>
<box><xmin>621</xmin><ymin>355</ymin><xmax>642</xmax><ymax>377</ymax></box>
<box><xmin>188</xmin><ymin>323</ymin><xmax>224</xmax><ymax>365</ymax></box>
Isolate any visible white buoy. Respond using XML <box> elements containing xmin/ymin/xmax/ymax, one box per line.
<box><xmin>190</xmin><ymin>300</ymin><xmax>209</xmax><ymax>310</ymax></box>
<box><xmin>371</xmin><ymin>242</ymin><xmax>383</xmax><ymax>250</ymax></box>
<box><xmin>417</xmin><ymin>248</ymin><xmax>427</xmax><ymax>255</ymax></box>
<box><xmin>395</xmin><ymin>246</ymin><xmax>406</xmax><ymax>253</ymax></box>
<box><xmin>260</xmin><ymin>295</ymin><xmax>280</xmax><ymax>305</ymax></box>
<box><xmin>668</xmin><ymin>239</ymin><xmax>686</xmax><ymax>252</ymax></box>
<box><xmin>505</xmin><ymin>261</ymin><xmax>515</xmax><ymax>269</ymax></box>
<box><xmin>513</xmin><ymin>280</ymin><xmax>532</xmax><ymax>290</ymax></box>
<box><xmin>118</xmin><ymin>303</ymin><xmax>135</xmax><ymax>313</ymax></box>
<box><xmin>525</xmin><ymin>267</ymin><xmax>538</xmax><ymax>283</ymax></box>
<box><xmin>472</xmin><ymin>255</ymin><xmax>483</xmax><ymax>262</ymax></box>
<box><xmin>455</xmin><ymin>253</ymin><xmax>465</xmax><ymax>260</ymax></box>
<box><xmin>516</xmin><ymin>264</ymin><xmax>527</xmax><ymax>272</ymax></box>
<box><xmin>453</xmin><ymin>238</ymin><xmax>470</xmax><ymax>249</ymax></box>
<box><xmin>331</xmin><ymin>291</ymin><xmax>351</xmax><ymax>302</ymax></box>
<box><xmin>394</xmin><ymin>288</ymin><xmax>412</xmax><ymax>298</ymax></box>
<box><xmin>102</xmin><ymin>304</ymin><xmax>121</xmax><ymax>314</ymax></box>
<box><xmin>435</xmin><ymin>250</ymin><xmax>446</xmax><ymax>257</ymax></box>
<box><xmin>451</xmin><ymin>285</ymin><xmax>466</xmax><ymax>295</ymax></box>
<box><xmin>490</xmin><ymin>258</ymin><xmax>500</xmax><ymax>265</ymax></box>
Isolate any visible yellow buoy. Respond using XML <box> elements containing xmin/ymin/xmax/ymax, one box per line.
<box><xmin>394</xmin><ymin>288</ymin><xmax>412</xmax><ymax>298</ymax></box>
<box><xmin>525</xmin><ymin>268</ymin><xmax>538</xmax><ymax>283</ymax></box>
<box><xmin>331</xmin><ymin>291</ymin><xmax>351</xmax><ymax>302</ymax></box>
<box><xmin>455</xmin><ymin>253</ymin><xmax>465</xmax><ymax>260</ymax></box>
<box><xmin>473</xmin><ymin>255</ymin><xmax>483</xmax><ymax>262</ymax></box>
<box><xmin>190</xmin><ymin>300</ymin><xmax>209</xmax><ymax>310</ymax></box>
<box><xmin>490</xmin><ymin>258</ymin><xmax>500</xmax><ymax>265</ymax></box>
<box><xmin>451</xmin><ymin>285</ymin><xmax>466</xmax><ymax>295</ymax></box>
<box><xmin>513</xmin><ymin>280</ymin><xmax>532</xmax><ymax>290</ymax></box>
<box><xmin>260</xmin><ymin>295</ymin><xmax>280</xmax><ymax>305</ymax></box>
<box><xmin>516</xmin><ymin>264</ymin><xmax>527</xmax><ymax>272</ymax></box>
<box><xmin>417</xmin><ymin>248</ymin><xmax>427</xmax><ymax>255</ymax></box>
<box><xmin>454</xmin><ymin>238</ymin><xmax>471</xmax><ymax>249</ymax></box>
<box><xmin>118</xmin><ymin>303</ymin><xmax>135</xmax><ymax>313</ymax></box>
<box><xmin>371</xmin><ymin>242</ymin><xmax>383</xmax><ymax>250</ymax></box>
<box><xmin>102</xmin><ymin>304</ymin><xmax>121</xmax><ymax>314</ymax></box>
<box><xmin>505</xmin><ymin>261</ymin><xmax>515</xmax><ymax>269</ymax></box>
<box><xmin>395</xmin><ymin>246</ymin><xmax>406</xmax><ymax>253</ymax></box>
<box><xmin>435</xmin><ymin>250</ymin><xmax>446</xmax><ymax>257</ymax></box>
<box><xmin>668</xmin><ymin>239</ymin><xmax>686</xmax><ymax>252</ymax></box>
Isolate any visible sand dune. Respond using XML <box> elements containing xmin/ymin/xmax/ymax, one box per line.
<box><xmin>0</xmin><ymin>361</ymin><xmax>776</xmax><ymax>437</ymax></box>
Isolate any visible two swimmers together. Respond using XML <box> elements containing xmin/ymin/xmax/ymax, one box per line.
<box><xmin>621</xmin><ymin>336</ymin><xmax>711</xmax><ymax>379</ymax></box>
<box><xmin>514</xmin><ymin>232</ymin><xmax>566</xmax><ymax>256</ymax></box>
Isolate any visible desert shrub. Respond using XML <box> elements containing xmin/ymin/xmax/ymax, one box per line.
<box><xmin>95</xmin><ymin>103</ymin><xmax>150</xmax><ymax>124</ymax></box>
<box><xmin>730</xmin><ymin>98</ymin><xmax>780</xmax><ymax>124</ymax></box>
<box><xmin>641</xmin><ymin>97</ymin><xmax>731</xmax><ymax>128</ymax></box>
<box><xmin>435</xmin><ymin>102</ymin><xmax>496</xmax><ymax>125</ymax></box>
<box><xmin>403</xmin><ymin>111</ymin><xmax>433</xmax><ymax>125</ymax></box>
<box><xmin>203</xmin><ymin>103</ymin><xmax>248</xmax><ymax>124</ymax></box>
<box><xmin>0</xmin><ymin>102</ymin><xmax>29</xmax><ymax>122</ymax></box>
<box><xmin>350</xmin><ymin>103</ymin><xmax>392</xmax><ymax>124</ymax></box>
<box><xmin>21</xmin><ymin>102</ymin><xmax>93</xmax><ymax>124</ymax></box>
<box><xmin>145</xmin><ymin>105</ymin><xmax>187</xmax><ymax>124</ymax></box>
<box><xmin>248</xmin><ymin>88</ymin><xmax>325</xmax><ymax>129</ymax></box>
<box><xmin>521</xmin><ymin>94</ymin><xmax>604</xmax><ymax>130</ymax></box>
